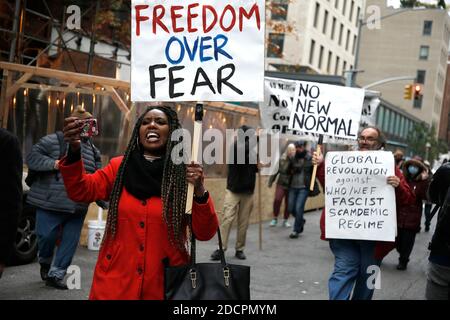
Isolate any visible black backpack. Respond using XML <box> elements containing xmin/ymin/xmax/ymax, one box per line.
<box><xmin>25</xmin><ymin>131</ymin><xmax>67</xmax><ymax>187</ymax></box>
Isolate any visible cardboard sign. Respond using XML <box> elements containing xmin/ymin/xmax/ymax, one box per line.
<box><xmin>288</xmin><ymin>81</ymin><xmax>364</xmax><ymax>139</ymax></box>
<box><xmin>325</xmin><ymin>151</ymin><xmax>397</xmax><ymax>242</ymax></box>
<box><xmin>131</xmin><ymin>0</ymin><xmax>265</xmax><ymax>102</ymax></box>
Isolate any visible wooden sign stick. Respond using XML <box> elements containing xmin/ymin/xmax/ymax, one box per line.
<box><xmin>310</xmin><ymin>134</ymin><xmax>324</xmax><ymax>191</ymax></box>
<box><xmin>186</xmin><ymin>103</ymin><xmax>203</xmax><ymax>214</ymax></box>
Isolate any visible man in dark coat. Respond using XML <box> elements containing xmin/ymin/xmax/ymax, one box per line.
<box><xmin>0</xmin><ymin>129</ymin><xmax>22</xmax><ymax>279</ymax></box>
<box><xmin>211</xmin><ymin>125</ymin><xmax>258</xmax><ymax>261</ymax></box>
<box><xmin>26</xmin><ymin>106</ymin><xmax>102</xmax><ymax>289</ymax></box>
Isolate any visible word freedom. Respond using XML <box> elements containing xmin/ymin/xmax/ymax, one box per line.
<box><xmin>134</xmin><ymin>3</ymin><xmax>261</xmax><ymax>35</ymax></box>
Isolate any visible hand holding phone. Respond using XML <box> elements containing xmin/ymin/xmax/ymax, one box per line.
<box><xmin>78</xmin><ymin>118</ymin><xmax>98</xmax><ymax>138</ymax></box>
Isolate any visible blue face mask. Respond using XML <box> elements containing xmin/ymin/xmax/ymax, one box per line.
<box><xmin>408</xmin><ymin>166</ymin><xmax>419</xmax><ymax>176</ymax></box>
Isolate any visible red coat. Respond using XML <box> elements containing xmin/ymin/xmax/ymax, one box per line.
<box><xmin>60</xmin><ymin>156</ymin><xmax>218</xmax><ymax>300</ymax></box>
<box><xmin>316</xmin><ymin>161</ymin><xmax>416</xmax><ymax>259</ymax></box>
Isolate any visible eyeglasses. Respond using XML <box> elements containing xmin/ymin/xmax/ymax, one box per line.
<box><xmin>357</xmin><ymin>136</ymin><xmax>378</xmax><ymax>143</ymax></box>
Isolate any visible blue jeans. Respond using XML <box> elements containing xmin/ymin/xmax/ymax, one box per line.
<box><xmin>328</xmin><ymin>239</ymin><xmax>378</xmax><ymax>300</ymax></box>
<box><xmin>36</xmin><ymin>208</ymin><xmax>86</xmax><ymax>280</ymax></box>
<box><xmin>288</xmin><ymin>187</ymin><xmax>309</xmax><ymax>233</ymax></box>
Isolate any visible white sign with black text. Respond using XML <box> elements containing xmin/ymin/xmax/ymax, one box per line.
<box><xmin>325</xmin><ymin>151</ymin><xmax>397</xmax><ymax>242</ymax></box>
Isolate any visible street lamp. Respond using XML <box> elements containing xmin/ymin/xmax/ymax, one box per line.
<box><xmin>425</xmin><ymin>142</ymin><xmax>431</xmax><ymax>162</ymax></box>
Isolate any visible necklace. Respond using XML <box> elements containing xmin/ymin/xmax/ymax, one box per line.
<box><xmin>143</xmin><ymin>154</ymin><xmax>162</xmax><ymax>162</ymax></box>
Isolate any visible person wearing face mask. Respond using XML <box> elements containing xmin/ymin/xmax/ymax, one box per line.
<box><xmin>287</xmin><ymin>140</ymin><xmax>314</xmax><ymax>239</ymax></box>
<box><xmin>395</xmin><ymin>158</ymin><xmax>431</xmax><ymax>270</ymax></box>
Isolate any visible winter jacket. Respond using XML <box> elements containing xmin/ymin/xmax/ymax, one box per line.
<box><xmin>226</xmin><ymin>139</ymin><xmax>258</xmax><ymax>194</ymax></box>
<box><xmin>397</xmin><ymin>159</ymin><xmax>430</xmax><ymax>231</ymax></box>
<box><xmin>0</xmin><ymin>129</ymin><xmax>22</xmax><ymax>264</ymax></box>
<box><xmin>288</xmin><ymin>153</ymin><xmax>314</xmax><ymax>189</ymax></box>
<box><xmin>59</xmin><ymin>156</ymin><xmax>218</xmax><ymax>300</ymax></box>
<box><xmin>316</xmin><ymin>160</ymin><xmax>416</xmax><ymax>260</ymax></box>
<box><xmin>26</xmin><ymin>133</ymin><xmax>101</xmax><ymax>213</ymax></box>
<box><xmin>268</xmin><ymin>157</ymin><xmax>292</xmax><ymax>189</ymax></box>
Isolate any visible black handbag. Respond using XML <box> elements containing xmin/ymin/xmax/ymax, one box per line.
<box><xmin>164</xmin><ymin>225</ymin><xmax>250</xmax><ymax>300</ymax></box>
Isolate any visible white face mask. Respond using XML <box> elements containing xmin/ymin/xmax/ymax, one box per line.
<box><xmin>408</xmin><ymin>166</ymin><xmax>419</xmax><ymax>176</ymax></box>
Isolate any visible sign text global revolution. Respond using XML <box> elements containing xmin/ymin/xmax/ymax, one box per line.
<box><xmin>131</xmin><ymin>1</ymin><xmax>265</xmax><ymax>102</ymax></box>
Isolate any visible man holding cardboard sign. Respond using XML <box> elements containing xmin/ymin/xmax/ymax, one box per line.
<box><xmin>312</xmin><ymin>126</ymin><xmax>415</xmax><ymax>300</ymax></box>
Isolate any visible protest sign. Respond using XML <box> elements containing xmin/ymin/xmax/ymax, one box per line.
<box><xmin>324</xmin><ymin>151</ymin><xmax>397</xmax><ymax>242</ymax></box>
<box><xmin>131</xmin><ymin>0</ymin><xmax>265</xmax><ymax>102</ymax></box>
<box><xmin>288</xmin><ymin>81</ymin><xmax>364</xmax><ymax>139</ymax></box>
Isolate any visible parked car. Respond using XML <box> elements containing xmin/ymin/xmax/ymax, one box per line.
<box><xmin>8</xmin><ymin>173</ymin><xmax>38</xmax><ymax>265</ymax></box>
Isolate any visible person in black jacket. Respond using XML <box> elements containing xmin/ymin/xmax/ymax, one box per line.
<box><xmin>211</xmin><ymin>125</ymin><xmax>258</xmax><ymax>261</ymax></box>
<box><xmin>425</xmin><ymin>162</ymin><xmax>450</xmax><ymax>300</ymax></box>
<box><xmin>26</xmin><ymin>106</ymin><xmax>102</xmax><ymax>289</ymax></box>
<box><xmin>0</xmin><ymin>129</ymin><xmax>22</xmax><ymax>279</ymax></box>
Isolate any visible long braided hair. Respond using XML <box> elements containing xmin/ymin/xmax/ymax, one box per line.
<box><xmin>104</xmin><ymin>106</ymin><xmax>189</xmax><ymax>251</ymax></box>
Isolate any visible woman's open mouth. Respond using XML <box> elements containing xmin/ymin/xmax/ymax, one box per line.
<box><xmin>146</xmin><ymin>132</ymin><xmax>160</xmax><ymax>143</ymax></box>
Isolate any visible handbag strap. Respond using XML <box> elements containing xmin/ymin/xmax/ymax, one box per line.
<box><xmin>189</xmin><ymin>216</ymin><xmax>227</xmax><ymax>267</ymax></box>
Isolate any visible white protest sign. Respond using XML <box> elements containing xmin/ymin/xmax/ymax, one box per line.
<box><xmin>325</xmin><ymin>151</ymin><xmax>397</xmax><ymax>242</ymax></box>
<box><xmin>131</xmin><ymin>0</ymin><xmax>265</xmax><ymax>102</ymax></box>
<box><xmin>288</xmin><ymin>81</ymin><xmax>364</xmax><ymax>139</ymax></box>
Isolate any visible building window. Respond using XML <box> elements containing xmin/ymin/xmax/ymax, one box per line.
<box><xmin>376</xmin><ymin>106</ymin><xmax>384</xmax><ymax>127</ymax></box>
<box><xmin>413</xmin><ymin>96</ymin><xmax>423</xmax><ymax>109</ymax></box>
<box><xmin>271</xmin><ymin>1</ymin><xmax>289</xmax><ymax>21</ymax></box>
<box><xmin>331</xmin><ymin>17</ymin><xmax>336</xmax><ymax>40</ymax></box>
<box><xmin>345</xmin><ymin>30</ymin><xmax>351</xmax><ymax>51</ymax></box>
<box><xmin>349</xmin><ymin>1</ymin><xmax>355</xmax><ymax>22</ymax></box>
<box><xmin>327</xmin><ymin>51</ymin><xmax>332</xmax><ymax>73</ymax></box>
<box><xmin>314</xmin><ymin>3</ymin><xmax>320</xmax><ymax>28</ymax></box>
<box><xmin>399</xmin><ymin>116</ymin><xmax>405</xmax><ymax>138</ymax></box>
<box><xmin>342</xmin><ymin>0</ymin><xmax>347</xmax><ymax>16</ymax></box>
<box><xmin>417</xmin><ymin>70</ymin><xmax>426</xmax><ymax>84</ymax></box>
<box><xmin>323</xmin><ymin>10</ymin><xmax>329</xmax><ymax>34</ymax></box>
<box><xmin>267</xmin><ymin>33</ymin><xmax>285</xmax><ymax>58</ymax></box>
<box><xmin>309</xmin><ymin>40</ymin><xmax>316</xmax><ymax>65</ymax></box>
<box><xmin>343</xmin><ymin>61</ymin><xmax>347</xmax><ymax>74</ymax></box>
<box><xmin>383</xmin><ymin>109</ymin><xmax>390</xmax><ymax>132</ymax></box>
<box><xmin>318</xmin><ymin>45</ymin><xmax>324</xmax><ymax>69</ymax></box>
<box><xmin>339</xmin><ymin>23</ymin><xmax>344</xmax><ymax>45</ymax></box>
<box><xmin>352</xmin><ymin>35</ymin><xmax>357</xmax><ymax>54</ymax></box>
<box><xmin>335</xmin><ymin>0</ymin><xmax>339</xmax><ymax>9</ymax></box>
<box><xmin>423</xmin><ymin>20</ymin><xmax>433</xmax><ymax>36</ymax></box>
<box><xmin>335</xmin><ymin>56</ymin><xmax>340</xmax><ymax>75</ymax></box>
<box><xmin>419</xmin><ymin>45</ymin><xmax>429</xmax><ymax>60</ymax></box>
<box><xmin>355</xmin><ymin>7</ymin><xmax>361</xmax><ymax>27</ymax></box>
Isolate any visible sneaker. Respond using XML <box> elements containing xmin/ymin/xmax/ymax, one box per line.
<box><xmin>46</xmin><ymin>276</ymin><xmax>68</xmax><ymax>290</ymax></box>
<box><xmin>289</xmin><ymin>232</ymin><xmax>299</xmax><ymax>239</ymax></box>
<box><xmin>40</xmin><ymin>263</ymin><xmax>50</xmax><ymax>281</ymax></box>
<box><xmin>210</xmin><ymin>249</ymin><xmax>222</xmax><ymax>261</ymax></box>
<box><xmin>269</xmin><ymin>219</ymin><xmax>278</xmax><ymax>227</ymax></box>
<box><xmin>282</xmin><ymin>220</ymin><xmax>291</xmax><ymax>228</ymax></box>
<box><xmin>235</xmin><ymin>250</ymin><xmax>246</xmax><ymax>260</ymax></box>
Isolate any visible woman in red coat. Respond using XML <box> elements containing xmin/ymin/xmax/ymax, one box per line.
<box><xmin>60</xmin><ymin>106</ymin><xmax>218</xmax><ymax>300</ymax></box>
<box><xmin>396</xmin><ymin>158</ymin><xmax>430</xmax><ymax>270</ymax></box>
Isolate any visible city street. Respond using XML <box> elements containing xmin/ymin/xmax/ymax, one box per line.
<box><xmin>0</xmin><ymin>209</ymin><xmax>434</xmax><ymax>300</ymax></box>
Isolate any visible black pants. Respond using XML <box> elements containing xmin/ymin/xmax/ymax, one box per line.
<box><xmin>424</xmin><ymin>203</ymin><xmax>432</xmax><ymax>229</ymax></box>
<box><xmin>396</xmin><ymin>228</ymin><xmax>417</xmax><ymax>264</ymax></box>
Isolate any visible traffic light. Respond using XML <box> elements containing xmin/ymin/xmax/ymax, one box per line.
<box><xmin>403</xmin><ymin>84</ymin><xmax>413</xmax><ymax>100</ymax></box>
<box><xmin>414</xmin><ymin>84</ymin><xmax>422</xmax><ymax>100</ymax></box>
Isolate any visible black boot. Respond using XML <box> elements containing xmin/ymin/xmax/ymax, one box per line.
<box><xmin>46</xmin><ymin>276</ymin><xmax>68</xmax><ymax>290</ymax></box>
<box><xmin>396</xmin><ymin>260</ymin><xmax>408</xmax><ymax>270</ymax></box>
<box><xmin>40</xmin><ymin>263</ymin><xmax>50</xmax><ymax>281</ymax></box>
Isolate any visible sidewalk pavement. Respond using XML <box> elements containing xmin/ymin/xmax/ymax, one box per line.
<box><xmin>0</xmin><ymin>209</ymin><xmax>433</xmax><ymax>300</ymax></box>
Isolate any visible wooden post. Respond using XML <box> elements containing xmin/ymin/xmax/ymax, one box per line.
<box><xmin>310</xmin><ymin>134</ymin><xmax>324</xmax><ymax>191</ymax></box>
<box><xmin>186</xmin><ymin>103</ymin><xmax>203</xmax><ymax>214</ymax></box>
<box><xmin>1</xmin><ymin>70</ymin><xmax>12</xmax><ymax>128</ymax></box>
